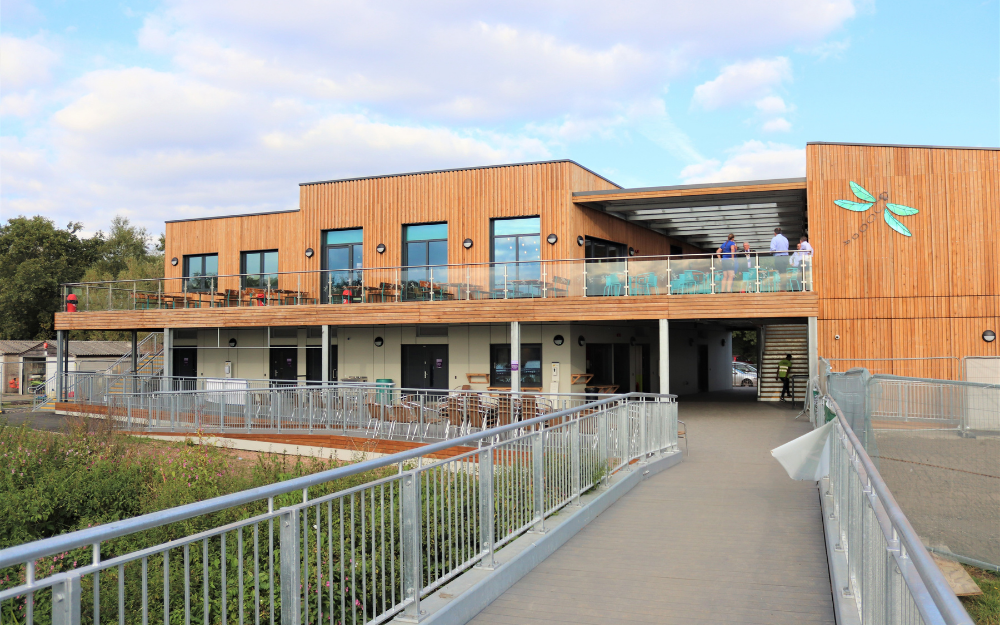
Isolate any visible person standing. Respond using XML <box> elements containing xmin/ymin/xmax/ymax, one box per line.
<box><xmin>770</xmin><ymin>227</ymin><xmax>790</xmax><ymax>289</ymax></box>
<box><xmin>777</xmin><ymin>353</ymin><xmax>793</xmax><ymax>401</ymax></box>
<box><xmin>716</xmin><ymin>233</ymin><xmax>738</xmax><ymax>293</ymax></box>
<box><xmin>797</xmin><ymin>235</ymin><xmax>813</xmax><ymax>289</ymax></box>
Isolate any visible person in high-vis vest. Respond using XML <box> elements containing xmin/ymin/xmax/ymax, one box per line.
<box><xmin>777</xmin><ymin>354</ymin><xmax>793</xmax><ymax>401</ymax></box>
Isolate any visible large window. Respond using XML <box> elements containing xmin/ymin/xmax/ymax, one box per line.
<box><xmin>403</xmin><ymin>223</ymin><xmax>448</xmax><ymax>300</ymax></box>
<box><xmin>490</xmin><ymin>343</ymin><xmax>543</xmax><ymax>388</ymax></box>
<box><xmin>322</xmin><ymin>229</ymin><xmax>363</xmax><ymax>303</ymax></box>
<box><xmin>241</xmin><ymin>250</ymin><xmax>278</xmax><ymax>289</ymax></box>
<box><xmin>183</xmin><ymin>254</ymin><xmax>218</xmax><ymax>291</ymax></box>
<box><xmin>491</xmin><ymin>217</ymin><xmax>540</xmax><ymax>297</ymax></box>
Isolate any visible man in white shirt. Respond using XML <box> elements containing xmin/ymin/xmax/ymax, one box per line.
<box><xmin>770</xmin><ymin>228</ymin><xmax>790</xmax><ymax>289</ymax></box>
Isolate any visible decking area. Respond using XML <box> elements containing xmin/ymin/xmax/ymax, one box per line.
<box><xmin>469</xmin><ymin>400</ymin><xmax>835</xmax><ymax>625</ymax></box>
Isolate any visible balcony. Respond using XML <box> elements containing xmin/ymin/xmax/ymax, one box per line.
<box><xmin>56</xmin><ymin>253</ymin><xmax>817</xmax><ymax>329</ymax></box>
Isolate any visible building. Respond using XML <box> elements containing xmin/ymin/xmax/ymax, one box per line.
<box><xmin>1</xmin><ymin>340</ymin><xmax>132</xmax><ymax>395</ymax></box>
<box><xmin>53</xmin><ymin>142</ymin><xmax>1000</xmax><ymax>399</ymax></box>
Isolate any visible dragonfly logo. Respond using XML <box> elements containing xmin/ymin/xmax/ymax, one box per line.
<box><xmin>836</xmin><ymin>181</ymin><xmax>919</xmax><ymax>244</ymax></box>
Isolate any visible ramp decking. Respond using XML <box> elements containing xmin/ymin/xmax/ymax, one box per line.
<box><xmin>469</xmin><ymin>400</ymin><xmax>835</xmax><ymax>625</ymax></box>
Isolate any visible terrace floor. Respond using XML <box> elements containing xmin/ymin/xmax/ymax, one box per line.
<box><xmin>468</xmin><ymin>400</ymin><xmax>835</xmax><ymax>625</ymax></box>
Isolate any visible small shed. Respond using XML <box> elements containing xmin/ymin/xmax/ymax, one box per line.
<box><xmin>2</xmin><ymin>340</ymin><xmax>131</xmax><ymax>395</ymax></box>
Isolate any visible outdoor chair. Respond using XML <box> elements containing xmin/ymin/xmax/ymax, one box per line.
<box><xmin>603</xmin><ymin>274</ymin><xmax>622</xmax><ymax>296</ymax></box>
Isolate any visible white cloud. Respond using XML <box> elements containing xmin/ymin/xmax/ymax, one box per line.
<box><xmin>679</xmin><ymin>140</ymin><xmax>804</xmax><ymax>183</ymax></box>
<box><xmin>755</xmin><ymin>96</ymin><xmax>788</xmax><ymax>114</ymax></box>
<box><xmin>692</xmin><ymin>57</ymin><xmax>792</xmax><ymax>110</ymax></box>
<box><xmin>0</xmin><ymin>35</ymin><xmax>60</xmax><ymax>92</ymax></box>
<box><xmin>762</xmin><ymin>117</ymin><xmax>792</xmax><ymax>132</ymax></box>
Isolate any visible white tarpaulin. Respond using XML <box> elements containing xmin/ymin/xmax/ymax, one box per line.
<box><xmin>771</xmin><ymin>419</ymin><xmax>835</xmax><ymax>481</ymax></box>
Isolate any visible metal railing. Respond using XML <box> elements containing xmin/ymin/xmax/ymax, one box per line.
<box><xmin>60</xmin><ymin>251</ymin><xmax>814</xmax><ymax>313</ymax></box>
<box><xmin>56</xmin><ymin>371</ymin><xmax>616</xmax><ymax>442</ymax></box>
<box><xmin>824</xmin><ymin>396</ymin><xmax>973</xmax><ymax>625</ymax></box>
<box><xmin>0</xmin><ymin>392</ymin><xmax>678</xmax><ymax>625</ymax></box>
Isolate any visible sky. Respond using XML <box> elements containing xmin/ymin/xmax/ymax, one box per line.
<box><xmin>1</xmin><ymin>0</ymin><xmax>998</xmax><ymax>238</ymax></box>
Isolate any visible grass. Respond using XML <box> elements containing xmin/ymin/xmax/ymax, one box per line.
<box><xmin>963</xmin><ymin>566</ymin><xmax>1000</xmax><ymax>625</ymax></box>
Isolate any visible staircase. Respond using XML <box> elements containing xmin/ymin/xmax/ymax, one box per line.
<box><xmin>759</xmin><ymin>324</ymin><xmax>808</xmax><ymax>402</ymax></box>
<box><xmin>106</xmin><ymin>333</ymin><xmax>164</xmax><ymax>395</ymax></box>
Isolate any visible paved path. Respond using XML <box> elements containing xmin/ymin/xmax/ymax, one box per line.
<box><xmin>470</xmin><ymin>400</ymin><xmax>835</xmax><ymax>625</ymax></box>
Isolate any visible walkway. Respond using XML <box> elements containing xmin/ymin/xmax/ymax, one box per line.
<box><xmin>469</xmin><ymin>399</ymin><xmax>835</xmax><ymax>625</ymax></box>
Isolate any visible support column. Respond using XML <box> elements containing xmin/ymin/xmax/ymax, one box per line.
<box><xmin>321</xmin><ymin>325</ymin><xmax>330</xmax><ymax>383</ymax></box>
<box><xmin>510</xmin><ymin>321</ymin><xmax>520</xmax><ymax>393</ymax></box>
<box><xmin>55</xmin><ymin>330</ymin><xmax>65</xmax><ymax>401</ymax></box>
<box><xmin>807</xmin><ymin>316</ymin><xmax>818</xmax><ymax>380</ymax></box>
<box><xmin>163</xmin><ymin>328</ymin><xmax>173</xmax><ymax>383</ymax></box>
<box><xmin>658</xmin><ymin>319</ymin><xmax>669</xmax><ymax>395</ymax></box>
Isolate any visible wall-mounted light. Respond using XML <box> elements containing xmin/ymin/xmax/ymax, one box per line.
<box><xmin>720</xmin><ymin>338</ymin><xmax>726</xmax><ymax>347</ymax></box>
<box><xmin>578</xmin><ymin>335</ymin><xmax>586</xmax><ymax>346</ymax></box>
<box><xmin>553</xmin><ymin>334</ymin><xmax>565</xmax><ymax>346</ymax></box>
<box><xmin>835</xmin><ymin>334</ymin><xmax>841</xmax><ymax>340</ymax></box>
<box><xmin>628</xmin><ymin>247</ymin><xmax>636</xmax><ymax>256</ymax></box>
<box><xmin>171</xmin><ymin>257</ymin><xmax>179</xmax><ymax>266</ymax></box>
<box><xmin>984</xmin><ymin>330</ymin><xmax>997</xmax><ymax>343</ymax></box>
<box><xmin>463</xmin><ymin>238</ymin><xmax>473</xmax><ymax>249</ymax></box>
<box><xmin>374</xmin><ymin>336</ymin><xmax>384</xmax><ymax>347</ymax></box>
<box><xmin>577</xmin><ymin>236</ymin><xmax>584</xmax><ymax>246</ymax></box>
<box><xmin>229</xmin><ymin>338</ymin><xmax>237</xmax><ymax>348</ymax></box>
<box><xmin>546</xmin><ymin>234</ymin><xmax>558</xmax><ymax>245</ymax></box>
<box><xmin>305</xmin><ymin>248</ymin><xmax>314</xmax><ymax>258</ymax></box>
<box><xmin>376</xmin><ymin>243</ymin><xmax>386</xmax><ymax>254</ymax></box>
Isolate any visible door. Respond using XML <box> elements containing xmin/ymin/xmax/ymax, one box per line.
<box><xmin>173</xmin><ymin>348</ymin><xmax>197</xmax><ymax>391</ymax></box>
<box><xmin>270</xmin><ymin>348</ymin><xmax>298</xmax><ymax>385</ymax></box>
<box><xmin>697</xmin><ymin>345</ymin><xmax>709</xmax><ymax>392</ymax></box>
<box><xmin>329</xmin><ymin>345</ymin><xmax>338</xmax><ymax>381</ymax></box>
<box><xmin>402</xmin><ymin>345</ymin><xmax>449</xmax><ymax>390</ymax></box>
<box><xmin>306</xmin><ymin>348</ymin><xmax>322</xmax><ymax>385</ymax></box>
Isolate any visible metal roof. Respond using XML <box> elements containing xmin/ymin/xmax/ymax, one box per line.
<box><xmin>0</xmin><ymin>340</ymin><xmax>41</xmax><ymax>355</ymax></box>
<box><xmin>15</xmin><ymin>341</ymin><xmax>133</xmax><ymax>358</ymax></box>
<box><xmin>574</xmin><ymin>185</ymin><xmax>807</xmax><ymax>251</ymax></box>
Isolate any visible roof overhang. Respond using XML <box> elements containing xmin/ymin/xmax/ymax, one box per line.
<box><xmin>573</xmin><ymin>178</ymin><xmax>807</xmax><ymax>251</ymax></box>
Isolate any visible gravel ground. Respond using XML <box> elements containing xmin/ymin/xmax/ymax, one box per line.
<box><xmin>872</xmin><ymin>428</ymin><xmax>1000</xmax><ymax>568</ymax></box>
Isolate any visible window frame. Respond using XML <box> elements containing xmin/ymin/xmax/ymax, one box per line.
<box><xmin>240</xmin><ymin>249</ymin><xmax>279</xmax><ymax>289</ymax></box>
<box><xmin>182</xmin><ymin>253</ymin><xmax>218</xmax><ymax>292</ymax></box>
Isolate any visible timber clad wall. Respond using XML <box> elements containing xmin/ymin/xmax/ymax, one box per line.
<box><xmin>809</xmin><ymin>143</ymin><xmax>1000</xmax><ymax>378</ymax></box>
<box><xmin>163</xmin><ymin>161</ymin><xmax>696</xmax><ymax>300</ymax></box>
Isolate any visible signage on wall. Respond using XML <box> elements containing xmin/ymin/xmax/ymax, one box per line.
<box><xmin>837</xmin><ymin>181</ymin><xmax>919</xmax><ymax>244</ymax></box>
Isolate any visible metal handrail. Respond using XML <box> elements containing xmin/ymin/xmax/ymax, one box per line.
<box><xmin>0</xmin><ymin>392</ymin><xmax>678</xmax><ymax>624</ymax></box>
<box><xmin>825</xmin><ymin>396</ymin><xmax>973</xmax><ymax>625</ymax></box>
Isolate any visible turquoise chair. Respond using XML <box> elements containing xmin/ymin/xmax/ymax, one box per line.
<box><xmin>742</xmin><ymin>269</ymin><xmax>759</xmax><ymax>293</ymax></box>
<box><xmin>603</xmin><ymin>274</ymin><xmax>622</xmax><ymax>296</ymax></box>
<box><xmin>786</xmin><ymin>268</ymin><xmax>802</xmax><ymax>291</ymax></box>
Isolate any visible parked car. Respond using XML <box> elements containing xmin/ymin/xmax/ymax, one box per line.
<box><xmin>733</xmin><ymin>363</ymin><xmax>757</xmax><ymax>387</ymax></box>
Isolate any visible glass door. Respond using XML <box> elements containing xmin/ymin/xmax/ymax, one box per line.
<box><xmin>491</xmin><ymin>217</ymin><xmax>540</xmax><ymax>298</ymax></box>
<box><xmin>322</xmin><ymin>229</ymin><xmax>363</xmax><ymax>303</ymax></box>
<box><xmin>403</xmin><ymin>223</ymin><xmax>448</xmax><ymax>301</ymax></box>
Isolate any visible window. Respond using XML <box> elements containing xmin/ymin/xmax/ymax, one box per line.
<box><xmin>403</xmin><ymin>223</ymin><xmax>448</xmax><ymax>300</ymax></box>
<box><xmin>584</xmin><ymin>236</ymin><xmax>626</xmax><ymax>297</ymax></box>
<box><xmin>584</xmin><ymin>236</ymin><xmax>626</xmax><ymax>259</ymax></box>
<box><xmin>183</xmin><ymin>254</ymin><xmax>218</xmax><ymax>291</ymax></box>
<box><xmin>321</xmin><ymin>229</ymin><xmax>363</xmax><ymax>303</ymax></box>
<box><xmin>490</xmin><ymin>343</ymin><xmax>542</xmax><ymax>388</ymax></box>
<box><xmin>241</xmin><ymin>250</ymin><xmax>278</xmax><ymax>289</ymax></box>
<box><xmin>491</xmin><ymin>217</ymin><xmax>540</xmax><ymax>297</ymax></box>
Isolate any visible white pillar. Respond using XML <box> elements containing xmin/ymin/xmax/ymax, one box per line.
<box><xmin>807</xmin><ymin>316</ymin><xmax>818</xmax><ymax>380</ymax></box>
<box><xmin>510</xmin><ymin>321</ymin><xmax>520</xmax><ymax>393</ymax></box>
<box><xmin>321</xmin><ymin>325</ymin><xmax>330</xmax><ymax>383</ymax></box>
<box><xmin>658</xmin><ymin>319</ymin><xmax>669</xmax><ymax>394</ymax></box>
<box><xmin>163</xmin><ymin>328</ymin><xmax>173</xmax><ymax>379</ymax></box>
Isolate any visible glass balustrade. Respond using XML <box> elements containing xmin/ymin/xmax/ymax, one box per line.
<box><xmin>61</xmin><ymin>253</ymin><xmax>813</xmax><ymax>311</ymax></box>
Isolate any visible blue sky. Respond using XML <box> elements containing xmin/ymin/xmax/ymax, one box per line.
<box><xmin>1</xmin><ymin>0</ymin><xmax>997</xmax><ymax>235</ymax></box>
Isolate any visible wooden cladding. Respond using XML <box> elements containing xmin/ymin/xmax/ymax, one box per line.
<box><xmin>163</xmin><ymin>161</ymin><xmax>695</xmax><ymax>301</ymax></box>
<box><xmin>55</xmin><ymin>292</ymin><xmax>819</xmax><ymax>330</ymax></box>
<box><xmin>809</xmin><ymin>144</ymin><xmax>1000</xmax><ymax>374</ymax></box>
<box><xmin>808</xmin><ymin>144</ymin><xmax>1000</xmax><ymax>301</ymax></box>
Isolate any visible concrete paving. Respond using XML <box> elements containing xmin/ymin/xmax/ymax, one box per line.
<box><xmin>469</xmin><ymin>398</ymin><xmax>834</xmax><ymax>625</ymax></box>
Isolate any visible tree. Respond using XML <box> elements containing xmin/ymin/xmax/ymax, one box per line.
<box><xmin>0</xmin><ymin>217</ymin><xmax>101</xmax><ymax>340</ymax></box>
<box><xmin>732</xmin><ymin>329</ymin><xmax>758</xmax><ymax>363</ymax></box>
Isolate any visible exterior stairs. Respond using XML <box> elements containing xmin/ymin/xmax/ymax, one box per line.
<box><xmin>759</xmin><ymin>324</ymin><xmax>808</xmax><ymax>402</ymax></box>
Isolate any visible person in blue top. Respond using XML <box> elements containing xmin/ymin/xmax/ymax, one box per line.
<box><xmin>769</xmin><ymin>227</ymin><xmax>790</xmax><ymax>289</ymax></box>
<box><xmin>715</xmin><ymin>233</ymin><xmax>738</xmax><ymax>293</ymax></box>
